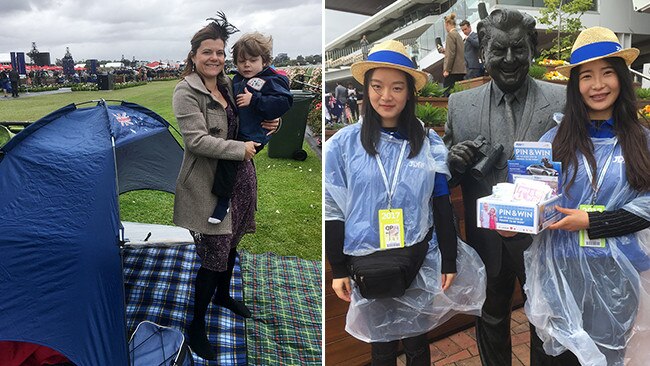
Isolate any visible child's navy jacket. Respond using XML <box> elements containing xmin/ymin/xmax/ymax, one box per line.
<box><xmin>233</xmin><ymin>67</ymin><xmax>293</xmax><ymax>144</ymax></box>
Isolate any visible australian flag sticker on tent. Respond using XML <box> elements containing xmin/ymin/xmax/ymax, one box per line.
<box><xmin>113</xmin><ymin>112</ymin><xmax>133</xmax><ymax>127</ymax></box>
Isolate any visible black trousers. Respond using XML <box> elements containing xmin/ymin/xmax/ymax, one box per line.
<box><xmin>476</xmin><ymin>234</ymin><xmax>548</xmax><ymax>366</ymax></box>
<box><xmin>211</xmin><ymin>143</ymin><xmax>263</xmax><ymax>198</ymax></box>
<box><xmin>465</xmin><ymin>68</ymin><xmax>483</xmax><ymax>79</ymax></box>
<box><xmin>371</xmin><ymin>333</ymin><xmax>430</xmax><ymax>366</ymax></box>
<box><xmin>10</xmin><ymin>81</ymin><xmax>18</xmax><ymax>97</ymax></box>
<box><xmin>443</xmin><ymin>74</ymin><xmax>464</xmax><ymax>96</ymax></box>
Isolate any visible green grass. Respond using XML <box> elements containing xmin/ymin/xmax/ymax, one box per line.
<box><xmin>0</xmin><ymin>81</ymin><xmax>322</xmax><ymax>260</ymax></box>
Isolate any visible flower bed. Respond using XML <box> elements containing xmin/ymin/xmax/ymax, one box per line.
<box><xmin>18</xmin><ymin>85</ymin><xmax>59</xmax><ymax>93</ymax></box>
<box><xmin>538</xmin><ymin>59</ymin><xmax>569</xmax><ymax>67</ymax></box>
<box><xmin>543</xmin><ymin>70</ymin><xmax>568</xmax><ymax>81</ymax></box>
<box><xmin>71</xmin><ymin>83</ymin><xmax>98</xmax><ymax>91</ymax></box>
<box><xmin>307</xmin><ymin>100</ymin><xmax>322</xmax><ymax>136</ymax></box>
<box><xmin>280</xmin><ymin>66</ymin><xmax>322</xmax><ymax>140</ymax></box>
<box><xmin>113</xmin><ymin>81</ymin><xmax>148</xmax><ymax>90</ymax></box>
<box><xmin>640</xmin><ymin>105</ymin><xmax>650</xmax><ymax>119</ymax></box>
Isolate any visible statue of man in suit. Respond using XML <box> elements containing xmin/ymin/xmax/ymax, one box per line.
<box><xmin>443</xmin><ymin>9</ymin><xmax>566</xmax><ymax>365</ymax></box>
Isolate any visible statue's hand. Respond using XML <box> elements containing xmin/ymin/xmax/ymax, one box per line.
<box><xmin>448</xmin><ymin>140</ymin><xmax>478</xmax><ymax>173</ymax></box>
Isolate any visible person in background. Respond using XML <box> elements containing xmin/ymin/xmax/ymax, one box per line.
<box><xmin>335</xmin><ymin>81</ymin><xmax>349</xmax><ymax>124</ymax></box>
<box><xmin>410</xmin><ymin>39</ymin><xmax>420</xmax><ymax>69</ymax></box>
<box><xmin>440</xmin><ymin>13</ymin><xmax>465</xmax><ymax>96</ymax></box>
<box><xmin>360</xmin><ymin>34</ymin><xmax>370</xmax><ymax>61</ymax></box>
<box><xmin>8</xmin><ymin>68</ymin><xmax>20</xmax><ymax>98</ymax></box>
<box><xmin>0</xmin><ymin>70</ymin><xmax>9</xmax><ymax>97</ymax></box>
<box><xmin>523</xmin><ymin>26</ymin><xmax>650</xmax><ymax>366</ymax></box>
<box><xmin>347</xmin><ymin>82</ymin><xmax>359</xmax><ymax>122</ymax></box>
<box><xmin>459</xmin><ymin>19</ymin><xmax>483</xmax><ymax>79</ymax></box>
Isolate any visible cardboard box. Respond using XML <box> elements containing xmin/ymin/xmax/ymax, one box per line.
<box><xmin>476</xmin><ymin>194</ymin><xmax>562</xmax><ymax>234</ymax></box>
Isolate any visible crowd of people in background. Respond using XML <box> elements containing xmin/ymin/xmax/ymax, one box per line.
<box><xmin>325</xmin><ymin>81</ymin><xmax>360</xmax><ymax>125</ymax></box>
<box><xmin>0</xmin><ymin>65</ymin><xmax>183</xmax><ymax>97</ymax></box>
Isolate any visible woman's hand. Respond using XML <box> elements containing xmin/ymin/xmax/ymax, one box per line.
<box><xmin>441</xmin><ymin>272</ymin><xmax>456</xmax><ymax>291</ymax></box>
<box><xmin>244</xmin><ymin>141</ymin><xmax>261</xmax><ymax>160</ymax></box>
<box><xmin>548</xmin><ymin>206</ymin><xmax>589</xmax><ymax>231</ymax></box>
<box><xmin>261</xmin><ymin>118</ymin><xmax>280</xmax><ymax>136</ymax></box>
<box><xmin>332</xmin><ymin>277</ymin><xmax>352</xmax><ymax>302</ymax></box>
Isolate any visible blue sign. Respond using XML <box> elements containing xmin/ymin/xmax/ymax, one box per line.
<box><xmin>89</xmin><ymin>59</ymin><xmax>98</xmax><ymax>74</ymax></box>
<box><xmin>495</xmin><ymin>204</ymin><xmax>535</xmax><ymax>226</ymax></box>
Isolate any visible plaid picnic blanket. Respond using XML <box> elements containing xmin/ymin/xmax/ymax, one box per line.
<box><xmin>241</xmin><ymin>251</ymin><xmax>322</xmax><ymax>365</ymax></box>
<box><xmin>123</xmin><ymin>244</ymin><xmax>247</xmax><ymax>366</ymax></box>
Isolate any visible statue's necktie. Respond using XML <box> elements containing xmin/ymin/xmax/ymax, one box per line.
<box><xmin>504</xmin><ymin>93</ymin><xmax>516</xmax><ymax>158</ymax></box>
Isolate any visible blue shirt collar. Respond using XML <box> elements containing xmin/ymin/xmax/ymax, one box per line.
<box><xmin>381</xmin><ymin>127</ymin><xmax>407</xmax><ymax>140</ymax></box>
<box><xmin>588</xmin><ymin>117</ymin><xmax>615</xmax><ymax>138</ymax></box>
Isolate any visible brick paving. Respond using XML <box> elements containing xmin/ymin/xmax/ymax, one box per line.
<box><xmin>397</xmin><ymin>307</ymin><xmax>531</xmax><ymax>366</ymax></box>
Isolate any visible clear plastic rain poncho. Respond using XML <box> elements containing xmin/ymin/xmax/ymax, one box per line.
<box><xmin>524</xmin><ymin>127</ymin><xmax>650</xmax><ymax>366</ymax></box>
<box><xmin>325</xmin><ymin>123</ymin><xmax>486</xmax><ymax>343</ymax></box>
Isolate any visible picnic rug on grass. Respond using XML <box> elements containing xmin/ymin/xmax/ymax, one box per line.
<box><xmin>123</xmin><ymin>244</ymin><xmax>246</xmax><ymax>366</ymax></box>
<box><xmin>240</xmin><ymin>251</ymin><xmax>322</xmax><ymax>365</ymax></box>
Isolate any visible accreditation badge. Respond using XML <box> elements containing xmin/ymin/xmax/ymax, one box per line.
<box><xmin>379</xmin><ymin>208</ymin><xmax>405</xmax><ymax>250</ymax></box>
<box><xmin>579</xmin><ymin>204</ymin><xmax>606</xmax><ymax>248</ymax></box>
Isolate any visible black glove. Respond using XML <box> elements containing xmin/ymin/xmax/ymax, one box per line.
<box><xmin>448</xmin><ymin>140</ymin><xmax>478</xmax><ymax>174</ymax></box>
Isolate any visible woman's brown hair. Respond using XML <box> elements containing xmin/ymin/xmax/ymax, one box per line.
<box><xmin>181</xmin><ymin>12</ymin><xmax>239</xmax><ymax>77</ymax></box>
<box><xmin>444</xmin><ymin>12</ymin><xmax>457</xmax><ymax>27</ymax></box>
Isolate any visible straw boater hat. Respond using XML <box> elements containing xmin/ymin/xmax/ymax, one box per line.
<box><xmin>555</xmin><ymin>26</ymin><xmax>639</xmax><ymax>78</ymax></box>
<box><xmin>350</xmin><ymin>40</ymin><xmax>428</xmax><ymax>91</ymax></box>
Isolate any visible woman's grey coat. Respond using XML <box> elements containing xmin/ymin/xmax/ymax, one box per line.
<box><xmin>172</xmin><ymin>72</ymin><xmax>248</xmax><ymax>235</ymax></box>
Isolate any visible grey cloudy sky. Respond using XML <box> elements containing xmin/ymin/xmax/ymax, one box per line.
<box><xmin>325</xmin><ymin>10</ymin><xmax>369</xmax><ymax>45</ymax></box>
<box><xmin>0</xmin><ymin>0</ymin><xmax>322</xmax><ymax>63</ymax></box>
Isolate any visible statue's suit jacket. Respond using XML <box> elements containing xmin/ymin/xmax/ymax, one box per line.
<box><xmin>443</xmin><ymin>77</ymin><xmax>566</xmax><ymax>276</ymax></box>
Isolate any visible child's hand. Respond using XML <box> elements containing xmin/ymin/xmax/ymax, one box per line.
<box><xmin>236</xmin><ymin>88</ymin><xmax>253</xmax><ymax>107</ymax></box>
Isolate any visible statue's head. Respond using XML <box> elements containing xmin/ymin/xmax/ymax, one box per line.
<box><xmin>477</xmin><ymin>9</ymin><xmax>537</xmax><ymax>93</ymax></box>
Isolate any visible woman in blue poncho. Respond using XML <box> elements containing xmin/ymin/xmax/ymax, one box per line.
<box><xmin>524</xmin><ymin>27</ymin><xmax>650</xmax><ymax>366</ymax></box>
<box><xmin>324</xmin><ymin>40</ymin><xmax>486</xmax><ymax>366</ymax></box>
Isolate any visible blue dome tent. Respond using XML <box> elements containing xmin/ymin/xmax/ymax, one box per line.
<box><xmin>0</xmin><ymin>100</ymin><xmax>183</xmax><ymax>365</ymax></box>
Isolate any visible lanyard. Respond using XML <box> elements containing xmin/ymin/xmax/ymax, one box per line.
<box><xmin>581</xmin><ymin>139</ymin><xmax>617</xmax><ymax>205</ymax></box>
<box><xmin>375</xmin><ymin>140</ymin><xmax>408</xmax><ymax>209</ymax></box>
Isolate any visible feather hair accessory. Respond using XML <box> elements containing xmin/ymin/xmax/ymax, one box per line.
<box><xmin>206</xmin><ymin>11</ymin><xmax>240</xmax><ymax>42</ymax></box>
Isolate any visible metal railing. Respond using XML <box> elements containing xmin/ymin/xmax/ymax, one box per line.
<box><xmin>325</xmin><ymin>36</ymin><xmax>420</xmax><ymax>69</ymax></box>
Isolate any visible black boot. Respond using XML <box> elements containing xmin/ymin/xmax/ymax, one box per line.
<box><xmin>213</xmin><ymin>248</ymin><xmax>252</xmax><ymax>318</ymax></box>
<box><xmin>188</xmin><ymin>267</ymin><xmax>219</xmax><ymax>360</ymax></box>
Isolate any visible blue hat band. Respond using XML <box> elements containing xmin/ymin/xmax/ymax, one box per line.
<box><xmin>368</xmin><ymin>50</ymin><xmax>414</xmax><ymax>69</ymax></box>
<box><xmin>570</xmin><ymin>41</ymin><xmax>622</xmax><ymax>64</ymax></box>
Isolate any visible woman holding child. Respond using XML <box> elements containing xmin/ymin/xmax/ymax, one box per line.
<box><xmin>523</xmin><ymin>27</ymin><xmax>650</xmax><ymax>365</ymax></box>
<box><xmin>172</xmin><ymin>12</ymin><xmax>278</xmax><ymax>360</ymax></box>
